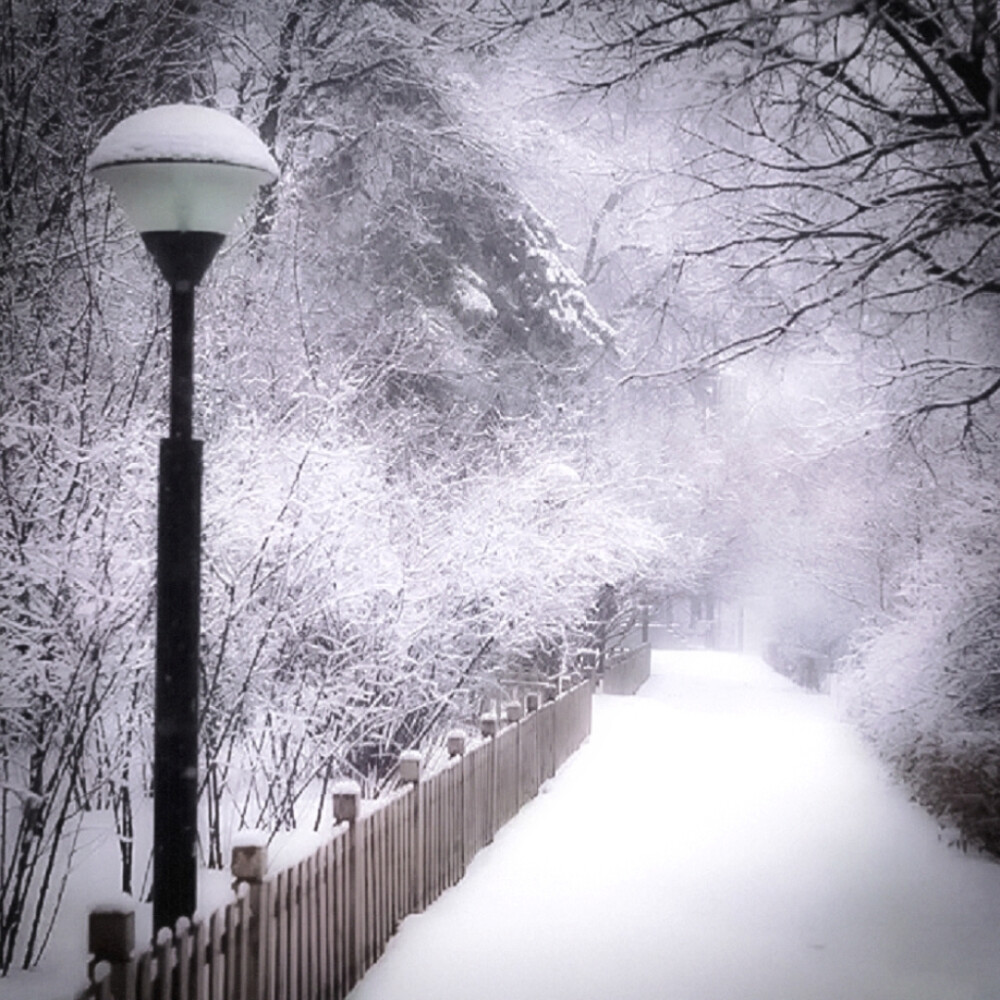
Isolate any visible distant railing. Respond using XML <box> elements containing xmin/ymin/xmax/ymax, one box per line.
<box><xmin>764</xmin><ymin>641</ymin><xmax>833</xmax><ymax>691</ymax></box>
<box><xmin>77</xmin><ymin>680</ymin><xmax>593</xmax><ymax>1000</ymax></box>
<box><xmin>601</xmin><ymin>643</ymin><xmax>651</xmax><ymax>696</ymax></box>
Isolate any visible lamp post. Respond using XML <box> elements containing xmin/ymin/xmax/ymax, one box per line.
<box><xmin>88</xmin><ymin>105</ymin><xmax>278</xmax><ymax>933</ymax></box>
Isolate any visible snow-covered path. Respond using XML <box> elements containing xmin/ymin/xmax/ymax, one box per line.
<box><xmin>347</xmin><ymin>651</ymin><xmax>1000</xmax><ymax>1000</ymax></box>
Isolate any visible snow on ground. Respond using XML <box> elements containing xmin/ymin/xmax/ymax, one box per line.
<box><xmin>347</xmin><ymin>651</ymin><xmax>1000</xmax><ymax>1000</ymax></box>
<box><xmin>4</xmin><ymin>794</ymin><xmax>329</xmax><ymax>999</ymax></box>
<box><xmin>2</xmin><ymin>833</ymin><xmax>238</xmax><ymax>1000</ymax></box>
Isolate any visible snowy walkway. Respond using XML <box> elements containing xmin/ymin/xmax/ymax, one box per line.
<box><xmin>347</xmin><ymin>651</ymin><xmax>1000</xmax><ymax>1000</ymax></box>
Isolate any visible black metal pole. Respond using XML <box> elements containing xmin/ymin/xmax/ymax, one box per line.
<box><xmin>169</xmin><ymin>284</ymin><xmax>195</xmax><ymax>440</ymax></box>
<box><xmin>153</xmin><ymin>282</ymin><xmax>202</xmax><ymax>933</ymax></box>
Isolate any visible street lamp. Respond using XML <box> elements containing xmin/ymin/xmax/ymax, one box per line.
<box><xmin>88</xmin><ymin>105</ymin><xmax>278</xmax><ymax>933</ymax></box>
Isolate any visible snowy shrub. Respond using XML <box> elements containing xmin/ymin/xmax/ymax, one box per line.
<box><xmin>841</xmin><ymin>487</ymin><xmax>1000</xmax><ymax>854</ymax></box>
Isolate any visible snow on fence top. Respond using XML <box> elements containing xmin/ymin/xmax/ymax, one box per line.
<box><xmin>231</xmin><ymin>829</ymin><xmax>269</xmax><ymax>850</ymax></box>
<box><xmin>331</xmin><ymin>778</ymin><xmax>362</xmax><ymax>797</ymax></box>
<box><xmin>89</xmin><ymin>894</ymin><xmax>135</xmax><ymax>915</ymax></box>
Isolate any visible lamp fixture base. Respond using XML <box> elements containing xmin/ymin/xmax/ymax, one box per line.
<box><xmin>141</xmin><ymin>231</ymin><xmax>225</xmax><ymax>288</ymax></box>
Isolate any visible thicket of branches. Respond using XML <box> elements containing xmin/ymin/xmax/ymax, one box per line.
<box><xmin>476</xmin><ymin>1</ymin><xmax>1000</xmax><ymax>398</ymax></box>
<box><xmin>0</xmin><ymin>0</ymin><xmax>714</xmax><ymax>973</ymax></box>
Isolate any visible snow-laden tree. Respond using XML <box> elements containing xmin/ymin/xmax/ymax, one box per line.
<box><xmin>218</xmin><ymin>0</ymin><xmax>615</xmax><ymax>417</ymax></box>
<box><xmin>182</xmin><ymin>404</ymin><xmax>698</xmax><ymax>856</ymax></box>
<box><xmin>472</xmin><ymin>1</ymin><xmax>1000</xmax><ymax>402</ymax></box>
<box><xmin>440</xmin><ymin>16</ymin><xmax>1000</xmax><ymax>864</ymax></box>
<box><xmin>841</xmin><ymin>478</ymin><xmax>1000</xmax><ymax>853</ymax></box>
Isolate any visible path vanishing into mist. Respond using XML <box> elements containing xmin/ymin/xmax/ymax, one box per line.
<box><xmin>347</xmin><ymin>651</ymin><xmax>1000</xmax><ymax>1000</ymax></box>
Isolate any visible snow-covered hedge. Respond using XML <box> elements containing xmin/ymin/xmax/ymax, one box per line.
<box><xmin>840</xmin><ymin>491</ymin><xmax>1000</xmax><ymax>854</ymax></box>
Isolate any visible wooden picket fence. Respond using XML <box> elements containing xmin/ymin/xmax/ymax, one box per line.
<box><xmin>601</xmin><ymin>642</ymin><xmax>651</xmax><ymax>696</ymax></box>
<box><xmin>78</xmin><ymin>679</ymin><xmax>593</xmax><ymax>1000</ymax></box>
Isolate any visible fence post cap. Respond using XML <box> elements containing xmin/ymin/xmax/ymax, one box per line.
<box><xmin>332</xmin><ymin>779</ymin><xmax>362</xmax><ymax>822</ymax></box>
<box><xmin>399</xmin><ymin>749</ymin><xmax>422</xmax><ymax>783</ymax></box>
<box><xmin>88</xmin><ymin>897</ymin><xmax>136</xmax><ymax>963</ymax></box>
<box><xmin>504</xmin><ymin>701</ymin><xmax>524</xmax><ymax>722</ymax></box>
<box><xmin>231</xmin><ymin>830</ymin><xmax>268</xmax><ymax>883</ymax></box>
<box><xmin>446</xmin><ymin>729</ymin><xmax>467</xmax><ymax>756</ymax></box>
<box><xmin>525</xmin><ymin>692</ymin><xmax>541</xmax><ymax>712</ymax></box>
<box><xmin>479</xmin><ymin>712</ymin><xmax>499</xmax><ymax>738</ymax></box>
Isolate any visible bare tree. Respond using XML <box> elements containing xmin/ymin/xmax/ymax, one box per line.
<box><xmin>470</xmin><ymin>1</ymin><xmax>1000</xmax><ymax>414</ymax></box>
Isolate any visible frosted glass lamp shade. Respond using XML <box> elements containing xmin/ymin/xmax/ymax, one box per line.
<box><xmin>91</xmin><ymin>160</ymin><xmax>276</xmax><ymax>235</ymax></box>
<box><xmin>88</xmin><ymin>104</ymin><xmax>279</xmax><ymax>236</ymax></box>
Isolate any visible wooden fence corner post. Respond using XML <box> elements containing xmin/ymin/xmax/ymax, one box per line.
<box><xmin>446</xmin><ymin>729</ymin><xmax>467</xmax><ymax>757</ymax></box>
<box><xmin>480</xmin><ymin>712</ymin><xmax>499</xmax><ymax>842</ymax></box>
<box><xmin>88</xmin><ymin>898</ymin><xmax>135</xmax><ymax>1000</ymax></box>
<box><xmin>505</xmin><ymin>701</ymin><xmax>523</xmax><ymax>811</ymax></box>
<box><xmin>398</xmin><ymin>749</ymin><xmax>425</xmax><ymax>914</ymax></box>
<box><xmin>333</xmin><ymin>780</ymin><xmax>363</xmax><ymax>989</ymax></box>
<box><xmin>399</xmin><ymin>750</ymin><xmax>422</xmax><ymax>785</ymax></box>
<box><xmin>479</xmin><ymin>712</ymin><xmax>498</xmax><ymax>739</ymax></box>
<box><xmin>231</xmin><ymin>834</ymin><xmax>268</xmax><ymax>1000</ymax></box>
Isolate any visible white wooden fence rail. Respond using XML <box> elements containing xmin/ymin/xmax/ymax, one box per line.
<box><xmin>77</xmin><ymin>679</ymin><xmax>594</xmax><ymax>1000</ymax></box>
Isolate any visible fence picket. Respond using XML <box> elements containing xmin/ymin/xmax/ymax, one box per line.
<box><xmin>137</xmin><ymin>950</ymin><xmax>154</xmax><ymax>1000</ymax></box>
<box><xmin>361</xmin><ymin>816</ymin><xmax>373</xmax><ymax>974</ymax></box>
<box><xmin>233</xmin><ymin>892</ymin><xmax>249</xmax><ymax>1000</ymax></box>
<box><xmin>371</xmin><ymin>811</ymin><xmax>382</xmax><ymax>957</ymax></box>
<box><xmin>316</xmin><ymin>845</ymin><xmax>330</xmax><ymax>1000</ymax></box>
<box><xmin>300</xmin><ymin>856</ymin><xmax>313</xmax><ymax>1000</ymax></box>
<box><xmin>310</xmin><ymin>853</ymin><xmax>321</xmax><ymax>1000</ymax></box>
<box><xmin>391</xmin><ymin>798</ymin><xmax>403</xmax><ymax>932</ymax></box>
<box><xmin>173</xmin><ymin>921</ymin><xmax>190</xmax><ymax>1000</ymax></box>
<box><xmin>331</xmin><ymin>834</ymin><xmax>345</xmax><ymax>998</ymax></box>
<box><xmin>355</xmin><ymin>823</ymin><xmax>365</xmax><ymax>985</ymax></box>
<box><xmin>378</xmin><ymin>808</ymin><xmax>389</xmax><ymax>951</ymax></box>
<box><xmin>260</xmin><ymin>880</ymin><xmax>275</xmax><ymax>1000</ymax></box>
<box><xmin>293</xmin><ymin>861</ymin><xmax>305</xmax><ymax>1000</ymax></box>
<box><xmin>154</xmin><ymin>930</ymin><xmax>172</xmax><ymax>1000</ymax></box>
<box><xmin>209</xmin><ymin>910</ymin><xmax>225</xmax><ymax>1000</ymax></box>
<box><xmin>277</xmin><ymin>869</ymin><xmax>291</xmax><ymax>1000</ymax></box>
<box><xmin>448</xmin><ymin>767</ymin><xmax>459</xmax><ymax>888</ymax></box>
